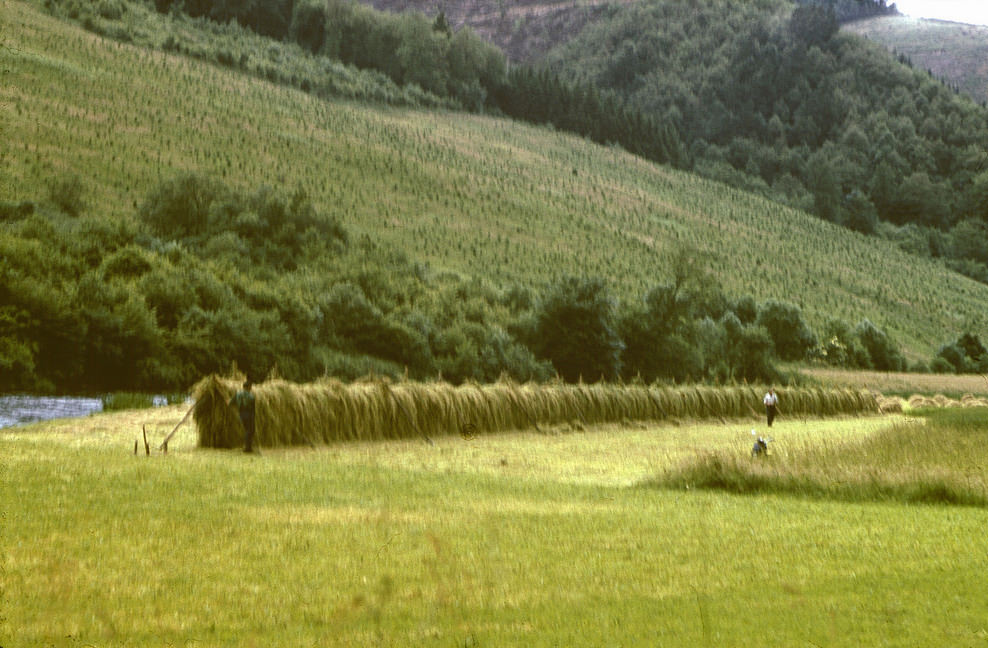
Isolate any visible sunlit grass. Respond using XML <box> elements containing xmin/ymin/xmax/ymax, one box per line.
<box><xmin>5</xmin><ymin>407</ymin><xmax>988</xmax><ymax>646</ymax></box>
<box><xmin>653</xmin><ymin>408</ymin><xmax>988</xmax><ymax>506</ymax></box>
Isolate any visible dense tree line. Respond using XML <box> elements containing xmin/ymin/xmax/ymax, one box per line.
<box><xmin>3</xmin><ymin>175</ymin><xmax>919</xmax><ymax>393</ymax></box>
<box><xmin>543</xmin><ymin>0</ymin><xmax>988</xmax><ymax>283</ymax></box>
<box><xmin>793</xmin><ymin>0</ymin><xmax>897</xmax><ymax>23</ymax></box>
<box><xmin>0</xmin><ymin>175</ymin><xmax>551</xmax><ymax>392</ymax></box>
<box><xmin>493</xmin><ymin>67</ymin><xmax>687</xmax><ymax>169</ymax></box>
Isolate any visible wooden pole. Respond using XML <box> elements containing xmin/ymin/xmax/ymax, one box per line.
<box><xmin>158</xmin><ymin>404</ymin><xmax>194</xmax><ymax>451</ymax></box>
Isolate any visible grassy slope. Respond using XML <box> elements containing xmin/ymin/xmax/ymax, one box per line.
<box><xmin>4</xmin><ymin>408</ymin><xmax>988</xmax><ymax>646</ymax></box>
<box><xmin>3</xmin><ymin>0</ymin><xmax>988</xmax><ymax>359</ymax></box>
<box><xmin>844</xmin><ymin>15</ymin><xmax>988</xmax><ymax>106</ymax></box>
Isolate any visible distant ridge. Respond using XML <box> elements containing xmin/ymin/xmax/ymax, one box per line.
<box><xmin>359</xmin><ymin>0</ymin><xmax>624</xmax><ymax>62</ymax></box>
<box><xmin>844</xmin><ymin>15</ymin><xmax>988</xmax><ymax>105</ymax></box>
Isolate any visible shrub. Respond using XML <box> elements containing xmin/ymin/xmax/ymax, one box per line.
<box><xmin>99</xmin><ymin>245</ymin><xmax>154</xmax><ymax>280</ymax></box>
<box><xmin>853</xmin><ymin>319</ymin><xmax>905</xmax><ymax>371</ymax></box>
<box><xmin>320</xmin><ymin>283</ymin><xmax>432</xmax><ymax>373</ymax></box>
<box><xmin>935</xmin><ymin>342</ymin><xmax>968</xmax><ymax>373</ymax></box>
<box><xmin>96</xmin><ymin>0</ymin><xmax>125</xmax><ymax>20</ymax></box>
<box><xmin>48</xmin><ymin>173</ymin><xmax>86</xmax><ymax>216</ymax></box>
<box><xmin>290</xmin><ymin>0</ymin><xmax>327</xmax><ymax>53</ymax></box>
<box><xmin>532</xmin><ymin>276</ymin><xmax>624</xmax><ymax>382</ymax></box>
<box><xmin>0</xmin><ymin>305</ymin><xmax>39</xmax><ymax>392</ymax></box>
<box><xmin>139</xmin><ymin>172</ymin><xmax>225</xmax><ymax>238</ymax></box>
<box><xmin>101</xmin><ymin>392</ymin><xmax>155</xmax><ymax>411</ymax></box>
<box><xmin>756</xmin><ymin>299</ymin><xmax>817</xmax><ymax>361</ymax></box>
<box><xmin>729</xmin><ymin>294</ymin><xmax>758</xmax><ymax>325</ymax></box>
<box><xmin>0</xmin><ymin>201</ymin><xmax>35</xmax><ymax>222</ymax></box>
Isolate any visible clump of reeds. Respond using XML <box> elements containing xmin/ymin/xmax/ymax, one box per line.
<box><xmin>649</xmin><ymin>408</ymin><xmax>988</xmax><ymax>507</ymax></box>
<box><xmin>192</xmin><ymin>375</ymin><xmax>880</xmax><ymax>449</ymax></box>
<box><xmin>102</xmin><ymin>392</ymin><xmax>156</xmax><ymax>411</ymax></box>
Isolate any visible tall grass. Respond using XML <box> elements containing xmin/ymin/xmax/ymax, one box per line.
<box><xmin>650</xmin><ymin>407</ymin><xmax>988</xmax><ymax>506</ymax></box>
<box><xmin>193</xmin><ymin>375</ymin><xmax>879</xmax><ymax>448</ymax></box>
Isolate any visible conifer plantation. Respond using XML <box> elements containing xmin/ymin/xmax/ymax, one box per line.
<box><xmin>5</xmin><ymin>0</ymin><xmax>988</xmax><ymax>393</ymax></box>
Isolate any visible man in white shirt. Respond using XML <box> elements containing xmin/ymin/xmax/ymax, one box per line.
<box><xmin>763</xmin><ymin>387</ymin><xmax>778</xmax><ymax>427</ymax></box>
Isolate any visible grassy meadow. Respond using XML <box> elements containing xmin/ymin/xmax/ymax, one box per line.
<box><xmin>4</xmin><ymin>0</ymin><xmax>988</xmax><ymax>360</ymax></box>
<box><xmin>4</xmin><ymin>404</ymin><xmax>988</xmax><ymax>646</ymax></box>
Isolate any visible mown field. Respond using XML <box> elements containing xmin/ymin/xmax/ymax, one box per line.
<box><xmin>4</xmin><ymin>0</ymin><xmax>988</xmax><ymax>360</ymax></box>
<box><xmin>3</xmin><ymin>404</ymin><xmax>988</xmax><ymax>646</ymax></box>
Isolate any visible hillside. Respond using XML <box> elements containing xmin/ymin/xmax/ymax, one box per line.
<box><xmin>359</xmin><ymin>0</ymin><xmax>620</xmax><ymax>62</ymax></box>
<box><xmin>844</xmin><ymin>15</ymin><xmax>988</xmax><ymax>106</ymax></box>
<box><xmin>3</xmin><ymin>0</ymin><xmax>988</xmax><ymax>389</ymax></box>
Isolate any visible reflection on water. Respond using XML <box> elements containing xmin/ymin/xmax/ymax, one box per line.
<box><xmin>0</xmin><ymin>396</ymin><xmax>104</xmax><ymax>429</ymax></box>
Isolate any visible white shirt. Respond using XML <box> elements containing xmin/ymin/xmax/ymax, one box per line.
<box><xmin>763</xmin><ymin>391</ymin><xmax>778</xmax><ymax>406</ymax></box>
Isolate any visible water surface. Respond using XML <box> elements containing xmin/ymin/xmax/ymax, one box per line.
<box><xmin>0</xmin><ymin>396</ymin><xmax>103</xmax><ymax>429</ymax></box>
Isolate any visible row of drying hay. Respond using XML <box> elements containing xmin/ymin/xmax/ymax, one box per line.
<box><xmin>906</xmin><ymin>393</ymin><xmax>988</xmax><ymax>409</ymax></box>
<box><xmin>193</xmin><ymin>376</ymin><xmax>880</xmax><ymax>448</ymax></box>
<box><xmin>196</xmin><ymin>377</ymin><xmax>883</xmax><ymax>447</ymax></box>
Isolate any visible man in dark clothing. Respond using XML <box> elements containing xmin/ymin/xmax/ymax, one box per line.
<box><xmin>230</xmin><ymin>379</ymin><xmax>257</xmax><ymax>453</ymax></box>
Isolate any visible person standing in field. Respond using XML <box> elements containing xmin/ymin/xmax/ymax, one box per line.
<box><xmin>230</xmin><ymin>379</ymin><xmax>257</xmax><ymax>453</ymax></box>
<box><xmin>763</xmin><ymin>387</ymin><xmax>778</xmax><ymax>427</ymax></box>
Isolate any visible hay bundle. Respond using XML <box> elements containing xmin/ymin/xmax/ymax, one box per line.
<box><xmin>960</xmin><ymin>393</ymin><xmax>988</xmax><ymax>408</ymax></box>
<box><xmin>192</xmin><ymin>375</ymin><xmax>882</xmax><ymax>448</ymax></box>
<box><xmin>876</xmin><ymin>395</ymin><xmax>904</xmax><ymax>414</ymax></box>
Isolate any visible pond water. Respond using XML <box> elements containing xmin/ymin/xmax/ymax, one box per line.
<box><xmin>0</xmin><ymin>395</ymin><xmax>104</xmax><ymax>429</ymax></box>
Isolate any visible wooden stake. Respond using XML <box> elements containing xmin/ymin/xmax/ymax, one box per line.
<box><xmin>158</xmin><ymin>404</ymin><xmax>194</xmax><ymax>451</ymax></box>
<box><xmin>142</xmin><ymin>425</ymin><xmax>150</xmax><ymax>456</ymax></box>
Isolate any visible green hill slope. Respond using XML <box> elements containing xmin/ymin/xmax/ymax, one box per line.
<box><xmin>844</xmin><ymin>15</ymin><xmax>988</xmax><ymax>106</ymax></box>
<box><xmin>3</xmin><ymin>0</ymin><xmax>988</xmax><ymax>372</ymax></box>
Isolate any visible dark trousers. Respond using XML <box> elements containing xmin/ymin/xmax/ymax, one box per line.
<box><xmin>240</xmin><ymin>414</ymin><xmax>255</xmax><ymax>452</ymax></box>
<box><xmin>766</xmin><ymin>404</ymin><xmax>776</xmax><ymax>427</ymax></box>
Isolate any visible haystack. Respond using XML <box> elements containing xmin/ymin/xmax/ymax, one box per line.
<box><xmin>191</xmin><ymin>375</ymin><xmax>881</xmax><ymax>448</ymax></box>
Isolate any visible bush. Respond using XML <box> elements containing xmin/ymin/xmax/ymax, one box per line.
<box><xmin>320</xmin><ymin>283</ymin><xmax>432</xmax><ymax>373</ymax></box>
<box><xmin>101</xmin><ymin>392</ymin><xmax>156</xmax><ymax>411</ymax></box>
<box><xmin>532</xmin><ymin>276</ymin><xmax>624</xmax><ymax>382</ymax></box>
<box><xmin>935</xmin><ymin>342</ymin><xmax>968</xmax><ymax>373</ymax></box>
<box><xmin>908</xmin><ymin>359</ymin><xmax>930</xmax><ymax>373</ymax></box>
<box><xmin>139</xmin><ymin>172</ymin><xmax>225</xmax><ymax>238</ymax></box>
<box><xmin>756</xmin><ymin>300</ymin><xmax>817</xmax><ymax>361</ymax></box>
<box><xmin>729</xmin><ymin>294</ymin><xmax>758</xmax><ymax>325</ymax></box>
<box><xmin>716</xmin><ymin>312</ymin><xmax>777</xmax><ymax>383</ymax></box>
<box><xmin>0</xmin><ymin>305</ymin><xmax>39</xmax><ymax>392</ymax></box>
<box><xmin>853</xmin><ymin>319</ymin><xmax>905</xmax><ymax>371</ymax></box>
<box><xmin>0</xmin><ymin>201</ymin><xmax>35</xmax><ymax>222</ymax></box>
<box><xmin>48</xmin><ymin>174</ymin><xmax>86</xmax><ymax>216</ymax></box>
<box><xmin>96</xmin><ymin>0</ymin><xmax>125</xmax><ymax>20</ymax></box>
<box><xmin>290</xmin><ymin>0</ymin><xmax>327</xmax><ymax>53</ymax></box>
